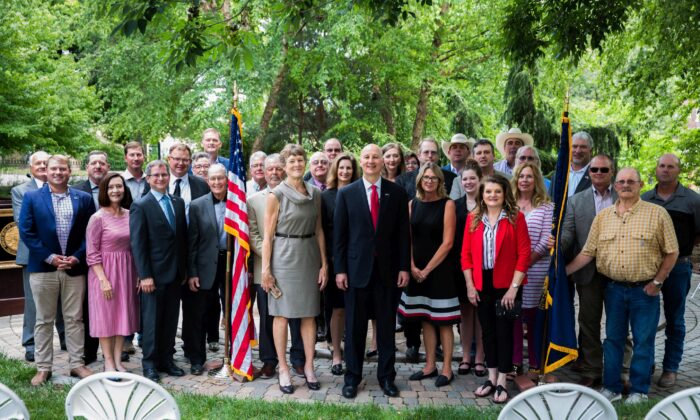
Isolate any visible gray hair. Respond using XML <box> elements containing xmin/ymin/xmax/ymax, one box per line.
<box><xmin>264</xmin><ymin>153</ymin><xmax>282</xmax><ymax>168</ymax></box>
<box><xmin>249</xmin><ymin>151</ymin><xmax>267</xmax><ymax>167</ymax></box>
<box><xmin>515</xmin><ymin>145</ymin><xmax>541</xmax><ymax>168</ymax></box>
<box><xmin>616</xmin><ymin>167</ymin><xmax>641</xmax><ymax>182</ymax></box>
<box><xmin>145</xmin><ymin>160</ymin><xmax>169</xmax><ymax>176</ymax></box>
<box><xmin>572</xmin><ymin>131</ymin><xmax>594</xmax><ymax>149</ymax></box>
<box><xmin>192</xmin><ymin>152</ymin><xmax>209</xmax><ymax>162</ymax></box>
<box><xmin>208</xmin><ymin>163</ymin><xmax>227</xmax><ymax>177</ymax></box>
<box><xmin>28</xmin><ymin>151</ymin><xmax>49</xmax><ymax>165</ymax></box>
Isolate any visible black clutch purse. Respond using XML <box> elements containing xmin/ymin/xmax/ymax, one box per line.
<box><xmin>495</xmin><ymin>299</ymin><xmax>522</xmax><ymax>320</ymax></box>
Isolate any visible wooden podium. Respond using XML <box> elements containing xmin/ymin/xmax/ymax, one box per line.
<box><xmin>0</xmin><ymin>202</ymin><xmax>24</xmax><ymax>317</ymax></box>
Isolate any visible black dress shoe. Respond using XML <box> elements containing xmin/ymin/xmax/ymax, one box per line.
<box><xmin>291</xmin><ymin>365</ymin><xmax>305</xmax><ymax>377</ymax></box>
<box><xmin>191</xmin><ymin>364</ymin><xmax>204</xmax><ymax>375</ymax></box>
<box><xmin>435</xmin><ymin>373</ymin><xmax>454</xmax><ymax>387</ymax></box>
<box><xmin>380</xmin><ymin>379</ymin><xmax>399</xmax><ymax>397</ymax></box>
<box><xmin>365</xmin><ymin>349</ymin><xmax>378</xmax><ymax>358</ymax></box>
<box><xmin>158</xmin><ymin>362</ymin><xmax>185</xmax><ymax>377</ymax></box>
<box><xmin>25</xmin><ymin>351</ymin><xmax>35</xmax><ymax>362</ymax></box>
<box><xmin>143</xmin><ymin>368</ymin><xmax>160</xmax><ymax>383</ymax></box>
<box><xmin>121</xmin><ymin>352</ymin><xmax>130</xmax><ymax>362</ymax></box>
<box><xmin>405</xmin><ymin>346</ymin><xmax>420</xmax><ymax>363</ymax></box>
<box><xmin>305</xmin><ymin>374</ymin><xmax>321</xmax><ymax>390</ymax></box>
<box><xmin>331</xmin><ymin>364</ymin><xmax>344</xmax><ymax>376</ymax></box>
<box><xmin>342</xmin><ymin>384</ymin><xmax>357</xmax><ymax>399</ymax></box>
<box><xmin>409</xmin><ymin>369</ymin><xmax>438</xmax><ymax>381</ymax></box>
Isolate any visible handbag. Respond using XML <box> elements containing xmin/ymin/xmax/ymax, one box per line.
<box><xmin>494</xmin><ymin>298</ymin><xmax>522</xmax><ymax>320</ymax></box>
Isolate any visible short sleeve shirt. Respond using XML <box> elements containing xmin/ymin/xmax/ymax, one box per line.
<box><xmin>581</xmin><ymin>199</ymin><xmax>678</xmax><ymax>281</ymax></box>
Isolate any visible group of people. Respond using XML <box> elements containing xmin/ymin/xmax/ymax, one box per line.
<box><xmin>11</xmin><ymin>127</ymin><xmax>699</xmax><ymax>406</ymax></box>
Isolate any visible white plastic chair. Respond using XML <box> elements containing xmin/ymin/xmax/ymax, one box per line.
<box><xmin>65</xmin><ymin>372</ymin><xmax>180</xmax><ymax>420</ymax></box>
<box><xmin>645</xmin><ymin>386</ymin><xmax>700</xmax><ymax>420</ymax></box>
<box><xmin>497</xmin><ymin>383</ymin><xmax>617</xmax><ymax>420</ymax></box>
<box><xmin>0</xmin><ymin>382</ymin><xmax>30</xmax><ymax>419</ymax></box>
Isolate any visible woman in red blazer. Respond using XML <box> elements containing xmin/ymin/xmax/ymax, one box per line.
<box><xmin>461</xmin><ymin>174</ymin><xmax>531</xmax><ymax>404</ymax></box>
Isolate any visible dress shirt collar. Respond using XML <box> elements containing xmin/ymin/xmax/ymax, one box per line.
<box><xmin>169</xmin><ymin>174</ymin><xmax>189</xmax><ymax>189</ymax></box>
<box><xmin>150</xmin><ymin>189</ymin><xmax>167</xmax><ymax>201</ymax></box>
<box><xmin>362</xmin><ymin>177</ymin><xmax>382</xmax><ymax>192</ymax></box>
<box><xmin>33</xmin><ymin>177</ymin><xmax>45</xmax><ymax>189</ymax></box>
<box><xmin>592</xmin><ymin>184</ymin><xmax>613</xmax><ymax>197</ymax></box>
<box><xmin>123</xmin><ymin>169</ymin><xmax>144</xmax><ymax>181</ymax></box>
<box><xmin>570</xmin><ymin>163</ymin><xmax>589</xmax><ymax>175</ymax></box>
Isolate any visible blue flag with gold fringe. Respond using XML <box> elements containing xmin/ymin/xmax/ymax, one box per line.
<box><xmin>532</xmin><ymin>112</ymin><xmax>579</xmax><ymax>373</ymax></box>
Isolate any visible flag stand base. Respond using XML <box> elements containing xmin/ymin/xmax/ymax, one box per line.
<box><xmin>209</xmin><ymin>359</ymin><xmax>233</xmax><ymax>380</ymax></box>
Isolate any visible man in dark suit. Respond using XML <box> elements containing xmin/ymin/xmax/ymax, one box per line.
<box><xmin>184</xmin><ymin>163</ymin><xmax>229</xmax><ymax>375</ymax></box>
<box><xmin>19</xmin><ymin>154</ymin><xmax>96</xmax><ymax>386</ymax></box>
<box><xmin>130</xmin><ymin>160</ymin><xmax>188</xmax><ymax>382</ymax></box>
<box><xmin>561</xmin><ymin>154</ymin><xmax>620</xmax><ymax>387</ymax></box>
<box><xmin>334</xmin><ymin>144</ymin><xmax>410</xmax><ymax>398</ymax></box>
<box><xmin>11</xmin><ymin>151</ymin><xmax>66</xmax><ymax>362</ymax></box>
<box><xmin>74</xmin><ymin>150</ymin><xmax>110</xmax><ymax>365</ymax></box>
<box><xmin>395</xmin><ymin>137</ymin><xmax>456</xmax><ymax>200</ymax></box>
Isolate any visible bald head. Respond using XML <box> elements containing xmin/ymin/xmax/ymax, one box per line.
<box><xmin>360</xmin><ymin>144</ymin><xmax>383</xmax><ymax>179</ymax></box>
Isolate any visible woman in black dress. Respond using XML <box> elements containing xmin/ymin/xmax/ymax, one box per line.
<box><xmin>321</xmin><ymin>153</ymin><xmax>359</xmax><ymax>376</ymax></box>
<box><xmin>398</xmin><ymin>162</ymin><xmax>459</xmax><ymax>387</ymax></box>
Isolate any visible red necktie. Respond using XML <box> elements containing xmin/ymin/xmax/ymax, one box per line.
<box><xmin>370</xmin><ymin>184</ymin><xmax>379</xmax><ymax>230</ymax></box>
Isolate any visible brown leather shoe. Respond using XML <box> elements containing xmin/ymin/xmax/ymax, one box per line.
<box><xmin>260</xmin><ymin>363</ymin><xmax>276</xmax><ymax>379</ymax></box>
<box><xmin>658</xmin><ymin>371</ymin><xmax>677</xmax><ymax>388</ymax></box>
<box><xmin>577</xmin><ymin>377</ymin><xmax>601</xmax><ymax>388</ymax></box>
<box><xmin>622</xmin><ymin>380</ymin><xmax>632</xmax><ymax>395</ymax></box>
<box><xmin>70</xmin><ymin>366</ymin><xmax>94</xmax><ymax>379</ymax></box>
<box><xmin>31</xmin><ymin>370</ymin><xmax>52</xmax><ymax>386</ymax></box>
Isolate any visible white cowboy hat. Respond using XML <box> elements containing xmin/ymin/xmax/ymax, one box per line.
<box><xmin>441</xmin><ymin>133</ymin><xmax>476</xmax><ymax>156</ymax></box>
<box><xmin>495</xmin><ymin>128</ymin><xmax>534</xmax><ymax>157</ymax></box>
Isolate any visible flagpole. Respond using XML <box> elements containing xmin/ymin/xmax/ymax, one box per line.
<box><xmin>535</xmin><ymin>86</ymin><xmax>571</xmax><ymax>386</ymax></box>
<box><xmin>211</xmin><ymin>83</ymin><xmax>239</xmax><ymax>380</ymax></box>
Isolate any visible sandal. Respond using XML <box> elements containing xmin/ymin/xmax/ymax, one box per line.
<box><xmin>458</xmin><ymin>362</ymin><xmax>472</xmax><ymax>375</ymax></box>
<box><xmin>492</xmin><ymin>385</ymin><xmax>509</xmax><ymax>404</ymax></box>
<box><xmin>474</xmin><ymin>362</ymin><xmax>487</xmax><ymax>377</ymax></box>
<box><xmin>474</xmin><ymin>380</ymin><xmax>496</xmax><ymax>398</ymax></box>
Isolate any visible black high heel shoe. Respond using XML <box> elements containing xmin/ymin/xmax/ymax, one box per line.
<box><xmin>278</xmin><ymin>369</ymin><xmax>294</xmax><ymax>394</ymax></box>
<box><xmin>305</xmin><ymin>372</ymin><xmax>321</xmax><ymax>390</ymax></box>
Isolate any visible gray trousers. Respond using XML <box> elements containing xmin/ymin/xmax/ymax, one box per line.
<box><xmin>22</xmin><ymin>267</ymin><xmax>65</xmax><ymax>351</ymax></box>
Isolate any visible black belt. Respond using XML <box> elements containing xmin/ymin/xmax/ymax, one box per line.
<box><xmin>677</xmin><ymin>256</ymin><xmax>692</xmax><ymax>265</ymax></box>
<box><xmin>218</xmin><ymin>250</ymin><xmax>227</xmax><ymax>256</ymax></box>
<box><xmin>275</xmin><ymin>232</ymin><xmax>315</xmax><ymax>239</ymax></box>
<box><xmin>608</xmin><ymin>279</ymin><xmax>651</xmax><ymax>288</ymax></box>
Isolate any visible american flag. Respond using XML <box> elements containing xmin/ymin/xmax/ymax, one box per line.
<box><xmin>224</xmin><ymin>107</ymin><xmax>255</xmax><ymax>380</ymax></box>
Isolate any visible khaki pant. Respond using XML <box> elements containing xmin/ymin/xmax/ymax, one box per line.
<box><xmin>30</xmin><ymin>271</ymin><xmax>85</xmax><ymax>370</ymax></box>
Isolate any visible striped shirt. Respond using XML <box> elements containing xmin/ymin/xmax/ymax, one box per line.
<box><xmin>481</xmin><ymin>210</ymin><xmax>508</xmax><ymax>269</ymax></box>
<box><xmin>582</xmin><ymin>199</ymin><xmax>678</xmax><ymax>282</ymax></box>
<box><xmin>522</xmin><ymin>202</ymin><xmax>554</xmax><ymax>308</ymax></box>
<box><xmin>52</xmin><ymin>190</ymin><xmax>73</xmax><ymax>255</ymax></box>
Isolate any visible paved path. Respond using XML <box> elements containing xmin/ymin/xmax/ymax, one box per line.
<box><xmin>1</xmin><ymin>274</ymin><xmax>699</xmax><ymax>409</ymax></box>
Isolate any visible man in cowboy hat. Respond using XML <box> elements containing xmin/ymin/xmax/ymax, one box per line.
<box><xmin>441</xmin><ymin>133</ymin><xmax>475</xmax><ymax>175</ymax></box>
<box><xmin>494</xmin><ymin>128</ymin><xmax>534</xmax><ymax>175</ymax></box>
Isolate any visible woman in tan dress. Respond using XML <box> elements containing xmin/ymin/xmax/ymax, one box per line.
<box><xmin>262</xmin><ymin>143</ymin><xmax>328</xmax><ymax>394</ymax></box>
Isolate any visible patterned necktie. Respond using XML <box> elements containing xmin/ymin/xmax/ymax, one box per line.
<box><xmin>370</xmin><ymin>184</ymin><xmax>379</xmax><ymax>230</ymax></box>
<box><xmin>173</xmin><ymin>178</ymin><xmax>182</xmax><ymax>198</ymax></box>
<box><xmin>161</xmin><ymin>195</ymin><xmax>175</xmax><ymax>230</ymax></box>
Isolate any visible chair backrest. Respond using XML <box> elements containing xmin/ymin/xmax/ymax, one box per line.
<box><xmin>645</xmin><ymin>387</ymin><xmax>700</xmax><ymax>420</ymax></box>
<box><xmin>497</xmin><ymin>383</ymin><xmax>617</xmax><ymax>420</ymax></box>
<box><xmin>65</xmin><ymin>372</ymin><xmax>180</xmax><ymax>420</ymax></box>
<box><xmin>0</xmin><ymin>382</ymin><xmax>30</xmax><ymax>420</ymax></box>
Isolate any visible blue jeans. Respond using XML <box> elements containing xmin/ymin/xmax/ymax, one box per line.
<box><xmin>603</xmin><ymin>282</ymin><xmax>660</xmax><ymax>394</ymax></box>
<box><xmin>661</xmin><ymin>261</ymin><xmax>693</xmax><ymax>372</ymax></box>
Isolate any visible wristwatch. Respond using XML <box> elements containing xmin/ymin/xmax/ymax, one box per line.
<box><xmin>652</xmin><ymin>280</ymin><xmax>663</xmax><ymax>289</ymax></box>
<box><xmin>511</xmin><ymin>283</ymin><xmax>520</xmax><ymax>289</ymax></box>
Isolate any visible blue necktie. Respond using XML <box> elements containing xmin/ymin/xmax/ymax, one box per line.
<box><xmin>161</xmin><ymin>195</ymin><xmax>175</xmax><ymax>230</ymax></box>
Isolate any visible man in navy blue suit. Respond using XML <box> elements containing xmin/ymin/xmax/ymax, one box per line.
<box><xmin>334</xmin><ymin>144</ymin><xmax>410</xmax><ymax>399</ymax></box>
<box><xmin>19</xmin><ymin>154</ymin><xmax>96</xmax><ymax>386</ymax></box>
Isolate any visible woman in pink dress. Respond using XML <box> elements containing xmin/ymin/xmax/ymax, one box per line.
<box><xmin>86</xmin><ymin>172</ymin><xmax>138</xmax><ymax>372</ymax></box>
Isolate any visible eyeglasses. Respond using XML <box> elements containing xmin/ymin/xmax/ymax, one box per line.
<box><xmin>324</xmin><ymin>148</ymin><xmax>342</xmax><ymax>153</ymax></box>
<box><xmin>169</xmin><ymin>157</ymin><xmax>191</xmax><ymax>164</ymax></box>
<box><xmin>518</xmin><ymin>156</ymin><xmax>536</xmax><ymax>161</ymax></box>
<box><xmin>422</xmin><ymin>176</ymin><xmax>439</xmax><ymax>182</ymax></box>
<box><xmin>148</xmin><ymin>173</ymin><xmax>169</xmax><ymax>178</ymax></box>
<box><xmin>193</xmin><ymin>164</ymin><xmax>210</xmax><ymax>170</ymax></box>
<box><xmin>615</xmin><ymin>179</ymin><xmax>639</xmax><ymax>186</ymax></box>
<box><xmin>590</xmin><ymin>167</ymin><xmax>611</xmax><ymax>173</ymax></box>
<box><xmin>311</xmin><ymin>160</ymin><xmax>328</xmax><ymax>165</ymax></box>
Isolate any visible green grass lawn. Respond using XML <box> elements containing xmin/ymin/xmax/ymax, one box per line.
<box><xmin>0</xmin><ymin>353</ymin><xmax>657</xmax><ymax>419</ymax></box>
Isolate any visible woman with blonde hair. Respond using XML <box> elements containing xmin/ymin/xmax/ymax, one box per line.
<box><xmin>510</xmin><ymin>162</ymin><xmax>554</xmax><ymax>379</ymax></box>
<box><xmin>381</xmin><ymin>143</ymin><xmax>405</xmax><ymax>181</ymax></box>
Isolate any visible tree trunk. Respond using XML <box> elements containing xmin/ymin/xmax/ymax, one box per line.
<box><xmin>252</xmin><ymin>41</ymin><xmax>288</xmax><ymax>152</ymax></box>
<box><xmin>410</xmin><ymin>2</ymin><xmax>449</xmax><ymax>150</ymax></box>
<box><xmin>379</xmin><ymin>82</ymin><xmax>396</xmax><ymax>137</ymax></box>
<box><xmin>297</xmin><ymin>93</ymin><xmax>304</xmax><ymax>145</ymax></box>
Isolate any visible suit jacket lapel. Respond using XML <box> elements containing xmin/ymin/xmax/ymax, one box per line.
<box><xmin>68</xmin><ymin>187</ymin><xmax>80</xmax><ymax>228</ymax></box>
<box><xmin>354</xmin><ymin>180</ymin><xmax>374</xmax><ymax>229</ymax></box>
<box><xmin>204</xmin><ymin>194</ymin><xmax>217</xmax><ymax>233</ymax></box>
<box><xmin>41</xmin><ymin>185</ymin><xmax>56</xmax><ymax>220</ymax></box>
<box><xmin>376</xmin><ymin>179</ymin><xmax>390</xmax><ymax>236</ymax></box>
<box><xmin>146</xmin><ymin>192</ymin><xmax>172</xmax><ymax>232</ymax></box>
<box><xmin>494</xmin><ymin>218</ymin><xmax>506</xmax><ymax>260</ymax></box>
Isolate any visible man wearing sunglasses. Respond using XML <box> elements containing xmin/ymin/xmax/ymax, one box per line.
<box><xmin>566</xmin><ymin>166</ymin><xmax>678</xmax><ymax>405</ymax></box>
<box><xmin>561</xmin><ymin>154</ymin><xmax>620</xmax><ymax>389</ymax></box>
<box><xmin>642</xmin><ymin>153</ymin><xmax>700</xmax><ymax>388</ymax></box>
